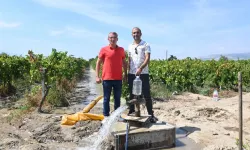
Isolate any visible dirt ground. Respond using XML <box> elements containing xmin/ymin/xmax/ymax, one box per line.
<box><xmin>0</xmin><ymin>70</ymin><xmax>104</xmax><ymax>150</ymax></box>
<box><xmin>0</xmin><ymin>68</ymin><xmax>249</xmax><ymax>150</ymax></box>
<box><xmin>149</xmin><ymin>92</ymin><xmax>250</xmax><ymax>150</ymax></box>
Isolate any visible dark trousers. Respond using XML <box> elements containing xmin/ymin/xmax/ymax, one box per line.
<box><xmin>128</xmin><ymin>74</ymin><xmax>153</xmax><ymax>115</ymax></box>
<box><xmin>102</xmin><ymin>80</ymin><xmax>122</xmax><ymax>116</ymax></box>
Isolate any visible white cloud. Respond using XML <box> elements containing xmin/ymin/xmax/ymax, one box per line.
<box><xmin>33</xmin><ymin>0</ymin><xmax>233</xmax><ymax>38</ymax></box>
<box><xmin>49</xmin><ymin>26</ymin><xmax>105</xmax><ymax>39</ymax></box>
<box><xmin>0</xmin><ymin>20</ymin><xmax>21</xmax><ymax>28</ymax></box>
<box><xmin>49</xmin><ymin>26</ymin><xmax>164</xmax><ymax>55</ymax></box>
<box><xmin>50</xmin><ymin>30</ymin><xmax>64</xmax><ymax>36</ymax></box>
<box><xmin>32</xmin><ymin>0</ymin><xmax>172</xmax><ymax>36</ymax></box>
<box><xmin>32</xmin><ymin>0</ymin><xmax>250</xmax><ymax>58</ymax></box>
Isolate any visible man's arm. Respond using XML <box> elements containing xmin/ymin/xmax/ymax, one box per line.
<box><xmin>139</xmin><ymin>52</ymin><xmax>150</xmax><ymax>70</ymax></box>
<box><xmin>123</xmin><ymin>58</ymin><xmax>127</xmax><ymax>77</ymax></box>
<box><xmin>139</xmin><ymin>43</ymin><xmax>151</xmax><ymax>70</ymax></box>
<box><xmin>127</xmin><ymin>47</ymin><xmax>131</xmax><ymax>73</ymax></box>
<box><xmin>122</xmin><ymin>49</ymin><xmax>128</xmax><ymax>82</ymax></box>
<box><xmin>128</xmin><ymin>56</ymin><xmax>130</xmax><ymax>72</ymax></box>
<box><xmin>135</xmin><ymin>44</ymin><xmax>151</xmax><ymax>76</ymax></box>
<box><xmin>95</xmin><ymin>58</ymin><xmax>103</xmax><ymax>78</ymax></box>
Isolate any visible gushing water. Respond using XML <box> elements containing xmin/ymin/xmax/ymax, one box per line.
<box><xmin>78</xmin><ymin>105</ymin><xmax>127</xmax><ymax>150</ymax></box>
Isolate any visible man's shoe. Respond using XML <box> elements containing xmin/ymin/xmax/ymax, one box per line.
<box><xmin>149</xmin><ymin>115</ymin><xmax>158</xmax><ymax>123</ymax></box>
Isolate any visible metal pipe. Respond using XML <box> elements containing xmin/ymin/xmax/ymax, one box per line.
<box><xmin>135</xmin><ymin>96</ymin><xmax>141</xmax><ymax>117</ymax></box>
<box><xmin>125</xmin><ymin>121</ymin><xmax>130</xmax><ymax>150</ymax></box>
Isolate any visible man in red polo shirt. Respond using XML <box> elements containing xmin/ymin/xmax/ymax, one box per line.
<box><xmin>95</xmin><ymin>32</ymin><xmax>127</xmax><ymax>117</ymax></box>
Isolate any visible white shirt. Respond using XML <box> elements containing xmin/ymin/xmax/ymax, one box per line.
<box><xmin>128</xmin><ymin>40</ymin><xmax>151</xmax><ymax>74</ymax></box>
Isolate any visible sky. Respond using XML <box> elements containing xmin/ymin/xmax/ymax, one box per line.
<box><xmin>0</xmin><ymin>0</ymin><xmax>250</xmax><ymax>60</ymax></box>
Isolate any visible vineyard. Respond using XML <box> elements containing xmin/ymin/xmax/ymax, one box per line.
<box><xmin>1</xmin><ymin>50</ymin><xmax>250</xmax><ymax>149</ymax></box>
<box><xmin>0</xmin><ymin>49</ymin><xmax>89</xmax><ymax>109</ymax></box>
<box><xmin>1</xmin><ymin>50</ymin><xmax>250</xmax><ymax>108</ymax></box>
<box><xmin>90</xmin><ymin>55</ymin><xmax>250</xmax><ymax>98</ymax></box>
<box><xmin>150</xmin><ymin>57</ymin><xmax>250</xmax><ymax>93</ymax></box>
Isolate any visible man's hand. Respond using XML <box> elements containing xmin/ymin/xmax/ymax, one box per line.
<box><xmin>95</xmin><ymin>58</ymin><xmax>103</xmax><ymax>84</ymax></box>
<box><xmin>135</xmin><ymin>68</ymin><xmax>142</xmax><ymax>76</ymax></box>
<box><xmin>96</xmin><ymin>77</ymin><xmax>102</xmax><ymax>84</ymax></box>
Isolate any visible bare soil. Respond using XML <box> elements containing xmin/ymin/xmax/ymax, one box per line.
<box><xmin>149</xmin><ymin>92</ymin><xmax>250</xmax><ymax>150</ymax></box>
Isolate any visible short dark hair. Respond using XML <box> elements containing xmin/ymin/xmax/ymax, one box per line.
<box><xmin>132</xmin><ymin>27</ymin><xmax>142</xmax><ymax>33</ymax></box>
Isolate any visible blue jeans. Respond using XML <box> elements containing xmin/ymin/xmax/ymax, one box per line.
<box><xmin>102</xmin><ymin>80</ymin><xmax>122</xmax><ymax>116</ymax></box>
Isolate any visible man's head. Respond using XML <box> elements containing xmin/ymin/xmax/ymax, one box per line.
<box><xmin>132</xmin><ymin>27</ymin><xmax>142</xmax><ymax>41</ymax></box>
<box><xmin>108</xmin><ymin>32</ymin><xmax>118</xmax><ymax>46</ymax></box>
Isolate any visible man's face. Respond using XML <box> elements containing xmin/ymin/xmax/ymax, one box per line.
<box><xmin>132</xmin><ymin>28</ymin><xmax>141</xmax><ymax>40</ymax></box>
<box><xmin>108</xmin><ymin>33</ymin><xmax>118</xmax><ymax>45</ymax></box>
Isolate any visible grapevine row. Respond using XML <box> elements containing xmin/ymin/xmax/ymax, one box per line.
<box><xmin>0</xmin><ymin>49</ymin><xmax>89</xmax><ymax>99</ymax></box>
<box><xmin>149</xmin><ymin>58</ymin><xmax>250</xmax><ymax>92</ymax></box>
<box><xmin>90</xmin><ymin>56</ymin><xmax>250</xmax><ymax>98</ymax></box>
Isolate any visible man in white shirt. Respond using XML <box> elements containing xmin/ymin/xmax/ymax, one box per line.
<box><xmin>127</xmin><ymin>27</ymin><xmax>158</xmax><ymax>123</ymax></box>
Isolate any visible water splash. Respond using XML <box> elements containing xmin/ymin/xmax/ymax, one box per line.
<box><xmin>78</xmin><ymin>105</ymin><xmax>127</xmax><ymax>150</ymax></box>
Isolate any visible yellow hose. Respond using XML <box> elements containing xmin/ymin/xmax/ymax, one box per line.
<box><xmin>82</xmin><ymin>95</ymin><xmax>103</xmax><ymax>113</ymax></box>
<box><xmin>61</xmin><ymin>95</ymin><xmax>104</xmax><ymax>126</ymax></box>
<box><xmin>61</xmin><ymin>112</ymin><xmax>104</xmax><ymax>125</ymax></box>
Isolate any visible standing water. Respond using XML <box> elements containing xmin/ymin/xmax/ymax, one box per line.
<box><xmin>77</xmin><ymin>106</ymin><xmax>127</xmax><ymax>150</ymax></box>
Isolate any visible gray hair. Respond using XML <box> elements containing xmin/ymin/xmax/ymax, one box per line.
<box><xmin>108</xmin><ymin>32</ymin><xmax>118</xmax><ymax>37</ymax></box>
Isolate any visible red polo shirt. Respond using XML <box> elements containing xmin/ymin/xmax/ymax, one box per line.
<box><xmin>98</xmin><ymin>45</ymin><xmax>125</xmax><ymax>80</ymax></box>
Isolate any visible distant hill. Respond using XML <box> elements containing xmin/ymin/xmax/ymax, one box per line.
<box><xmin>200</xmin><ymin>52</ymin><xmax>250</xmax><ymax>60</ymax></box>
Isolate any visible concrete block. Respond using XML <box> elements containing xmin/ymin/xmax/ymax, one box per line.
<box><xmin>111</xmin><ymin>121</ymin><xmax>176</xmax><ymax>150</ymax></box>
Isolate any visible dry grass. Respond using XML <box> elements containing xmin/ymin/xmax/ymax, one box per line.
<box><xmin>5</xmin><ymin>87</ymin><xmax>53</xmax><ymax>123</ymax></box>
<box><xmin>150</xmin><ymin>82</ymin><xmax>172</xmax><ymax>101</ymax></box>
<box><xmin>57</xmin><ymin>77</ymin><xmax>77</xmax><ymax>93</ymax></box>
